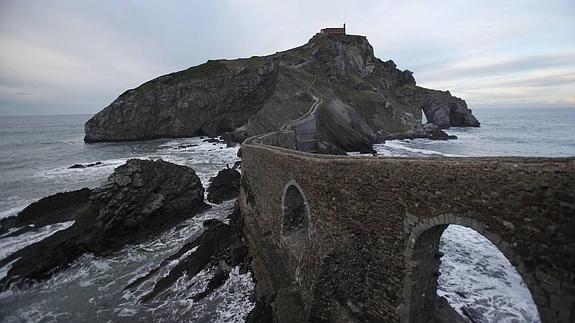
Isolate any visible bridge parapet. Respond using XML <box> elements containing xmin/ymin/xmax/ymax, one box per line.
<box><xmin>239</xmin><ymin>142</ymin><xmax>575</xmax><ymax>322</ymax></box>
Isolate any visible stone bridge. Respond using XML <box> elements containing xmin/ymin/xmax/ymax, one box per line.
<box><xmin>239</xmin><ymin>140</ymin><xmax>575</xmax><ymax>322</ymax></box>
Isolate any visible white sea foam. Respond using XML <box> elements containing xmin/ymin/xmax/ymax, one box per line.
<box><xmin>349</xmin><ymin>140</ymin><xmax>463</xmax><ymax>157</ymax></box>
<box><xmin>0</xmin><ymin>204</ymin><xmax>28</xmax><ymax>220</ymax></box>
<box><xmin>0</xmin><ymin>221</ymin><xmax>75</xmax><ymax>262</ymax></box>
<box><xmin>212</xmin><ymin>267</ymin><xmax>255</xmax><ymax>322</ymax></box>
<box><xmin>0</xmin><ymin>200</ymin><xmax>251</xmax><ymax>322</ymax></box>
<box><xmin>439</xmin><ymin>225</ymin><xmax>540</xmax><ymax>322</ymax></box>
<box><xmin>378</xmin><ymin>141</ymin><xmax>463</xmax><ymax>157</ymax></box>
<box><xmin>34</xmin><ymin>157</ymin><xmax>135</xmax><ymax>185</ymax></box>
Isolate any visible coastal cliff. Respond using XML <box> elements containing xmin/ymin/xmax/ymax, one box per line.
<box><xmin>84</xmin><ymin>34</ymin><xmax>479</xmax><ymax>151</ymax></box>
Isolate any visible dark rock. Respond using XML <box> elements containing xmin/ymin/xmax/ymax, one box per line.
<box><xmin>192</xmin><ymin>267</ymin><xmax>230</xmax><ymax>301</ymax></box>
<box><xmin>174</xmin><ymin>144</ymin><xmax>198</xmax><ymax>150</ymax></box>
<box><xmin>232</xmin><ymin>161</ymin><xmax>241</xmax><ymax>170</ymax></box>
<box><xmin>227</xmin><ymin>200</ymin><xmax>243</xmax><ymax>229</ymax></box>
<box><xmin>379</xmin><ymin>123</ymin><xmax>457</xmax><ymax>141</ymax></box>
<box><xmin>414</xmin><ymin>89</ymin><xmax>480</xmax><ymax>129</ymax></box>
<box><xmin>246</xmin><ymin>297</ymin><xmax>275</xmax><ymax>323</ymax></box>
<box><xmin>461</xmin><ymin>306</ymin><xmax>483</xmax><ymax>323</ymax></box>
<box><xmin>359</xmin><ymin>146</ymin><xmax>377</xmax><ymax>155</ymax></box>
<box><xmin>68</xmin><ymin>162</ymin><xmax>102</xmax><ymax>169</ymax></box>
<box><xmin>434</xmin><ymin>296</ymin><xmax>469</xmax><ymax>323</ymax></box>
<box><xmin>222</xmin><ymin>129</ymin><xmax>248</xmax><ymax>146</ymax></box>
<box><xmin>429</xmin><ymin>130</ymin><xmax>458</xmax><ymax>140</ymax></box>
<box><xmin>203</xmin><ymin>218</ymin><xmax>223</xmax><ymax>228</ymax></box>
<box><xmin>203</xmin><ymin>137</ymin><xmax>223</xmax><ymax>144</ymax></box>
<box><xmin>126</xmin><ymin>219</ymin><xmax>248</xmax><ymax>303</ymax></box>
<box><xmin>207</xmin><ymin>168</ymin><xmax>241</xmax><ymax>204</ymax></box>
<box><xmin>0</xmin><ymin>188</ymin><xmax>91</xmax><ymax>237</ymax></box>
<box><xmin>0</xmin><ymin>159</ymin><xmax>208</xmax><ymax>290</ymax></box>
<box><xmin>317</xmin><ymin>141</ymin><xmax>348</xmax><ymax>155</ymax></box>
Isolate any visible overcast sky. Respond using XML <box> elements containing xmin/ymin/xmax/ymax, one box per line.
<box><xmin>0</xmin><ymin>0</ymin><xmax>574</xmax><ymax>115</ymax></box>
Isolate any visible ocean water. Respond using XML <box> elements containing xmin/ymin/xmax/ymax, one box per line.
<box><xmin>371</xmin><ymin>108</ymin><xmax>575</xmax><ymax>158</ymax></box>
<box><xmin>0</xmin><ymin>108</ymin><xmax>573</xmax><ymax>322</ymax></box>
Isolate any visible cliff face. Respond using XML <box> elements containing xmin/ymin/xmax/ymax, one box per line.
<box><xmin>85</xmin><ymin>34</ymin><xmax>479</xmax><ymax>149</ymax></box>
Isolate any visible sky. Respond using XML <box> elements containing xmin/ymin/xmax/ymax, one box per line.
<box><xmin>0</xmin><ymin>0</ymin><xmax>574</xmax><ymax>115</ymax></box>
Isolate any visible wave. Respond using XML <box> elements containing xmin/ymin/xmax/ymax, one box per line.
<box><xmin>438</xmin><ymin>225</ymin><xmax>540</xmax><ymax>322</ymax></box>
<box><xmin>0</xmin><ymin>203</ymin><xmax>30</xmax><ymax>220</ymax></box>
<box><xmin>0</xmin><ymin>201</ymin><xmax>254</xmax><ymax>322</ymax></box>
<box><xmin>0</xmin><ymin>221</ymin><xmax>75</xmax><ymax>279</ymax></box>
<box><xmin>378</xmin><ymin>141</ymin><xmax>463</xmax><ymax>157</ymax></box>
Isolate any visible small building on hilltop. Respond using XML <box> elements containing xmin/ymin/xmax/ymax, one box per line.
<box><xmin>320</xmin><ymin>23</ymin><xmax>346</xmax><ymax>35</ymax></box>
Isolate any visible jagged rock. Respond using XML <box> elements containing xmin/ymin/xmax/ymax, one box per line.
<box><xmin>413</xmin><ymin>89</ymin><xmax>480</xmax><ymax>129</ymax></box>
<box><xmin>317</xmin><ymin>141</ymin><xmax>347</xmax><ymax>155</ymax></box>
<box><xmin>0</xmin><ymin>188</ymin><xmax>91</xmax><ymax>237</ymax></box>
<box><xmin>173</xmin><ymin>144</ymin><xmax>198</xmax><ymax>150</ymax></box>
<box><xmin>125</xmin><ymin>218</ymin><xmax>248</xmax><ymax>303</ymax></box>
<box><xmin>245</xmin><ymin>297</ymin><xmax>274</xmax><ymax>323</ymax></box>
<box><xmin>207</xmin><ymin>168</ymin><xmax>241</xmax><ymax>204</ymax></box>
<box><xmin>434</xmin><ymin>296</ymin><xmax>469</xmax><ymax>323</ymax></box>
<box><xmin>0</xmin><ymin>159</ymin><xmax>208</xmax><ymax>290</ymax></box>
<box><xmin>203</xmin><ymin>137</ymin><xmax>224</xmax><ymax>144</ymax></box>
<box><xmin>84</xmin><ymin>33</ymin><xmax>479</xmax><ymax>152</ymax></box>
<box><xmin>380</xmin><ymin>123</ymin><xmax>457</xmax><ymax>141</ymax></box>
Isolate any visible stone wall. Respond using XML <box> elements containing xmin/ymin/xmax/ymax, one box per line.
<box><xmin>239</xmin><ymin>142</ymin><xmax>575</xmax><ymax>322</ymax></box>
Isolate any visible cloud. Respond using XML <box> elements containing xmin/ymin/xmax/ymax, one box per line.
<box><xmin>0</xmin><ymin>0</ymin><xmax>574</xmax><ymax>114</ymax></box>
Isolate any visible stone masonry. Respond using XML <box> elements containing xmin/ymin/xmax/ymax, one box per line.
<box><xmin>239</xmin><ymin>142</ymin><xmax>575</xmax><ymax>322</ymax></box>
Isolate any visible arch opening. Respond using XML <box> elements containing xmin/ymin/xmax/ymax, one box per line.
<box><xmin>281</xmin><ymin>183</ymin><xmax>309</xmax><ymax>242</ymax></box>
<box><xmin>405</xmin><ymin>224</ymin><xmax>540</xmax><ymax>323</ymax></box>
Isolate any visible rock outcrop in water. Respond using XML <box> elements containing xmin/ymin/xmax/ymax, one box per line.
<box><xmin>124</xmin><ymin>203</ymin><xmax>249</xmax><ymax>303</ymax></box>
<box><xmin>84</xmin><ymin>33</ymin><xmax>479</xmax><ymax>151</ymax></box>
<box><xmin>0</xmin><ymin>159</ymin><xmax>208</xmax><ymax>290</ymax></box>
<box><xmin>207</xmin><ymin>168</ymin><xmax>241</xmax><ymax>204</ymax></box>
<box><xmin>0</xmin><ymin>188</ymin><xmax>91</xmax><ymax>238</ymax></box>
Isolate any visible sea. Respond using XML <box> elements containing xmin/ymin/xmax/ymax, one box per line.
<box><xmin>0</xmin><ymin>107</ymin><xmax>573</xmax><ymax>322</ymax></box>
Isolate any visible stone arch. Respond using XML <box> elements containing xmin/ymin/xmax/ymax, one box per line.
<box><xmin>281</xmin><ymin>180</ymin><xmax>311</xmax><ymax>245</ymax></box>
<box><xmin>400</xmin><ymin>215</ymin><xmax>541</xmax><ymax>323</ymax></box>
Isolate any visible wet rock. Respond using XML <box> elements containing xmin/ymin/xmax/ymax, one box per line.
<box><xmin>429</xmin><ymin>130</ymin><xmax>458</xmax><ymax>140</ymax></box>
<box><xmin>359</xmin><ymin>146</ymin><xmax>377</xmax><ymax>155</ymax></box>
<box><xmin>203</xmin><ymin>137</ymin><xmax>224</xmax><ymax>144</ymax></box>
<box><xmin>68</xmin><ymin>162</ymin><xmax>102</xmax><ymax>169</ymax></box>
<box><xmin>0</xmin><ymin>159</ymin><xmax>208</xmax><ymax>290</ymax></box>
<box><xmin>461</xmin><ymin>305</ymin><xmax>484</xmax><ymax>322</ymax></box>
<box><xmin>434</xmin><ymin>296</ymin><xmax>469</xmax><ymax>323</ymax></box>
<box><xmin>207</xmin><ymin>168</ymin><xmax>241</xmax><ymax>204</ymax></box>
<box><xmin>245</xmin><ymin>297</ymin><xmax>274</xmax><ymax>323</ymax></box>
<box><xmin>380</xmin><ymin>123</ymin><xmax>457</xmax><ymax>141</ymax></box>
<box><xmin>192</xmin><ymin>266</ymin><xmax>230</xmax><ymax>301</ymax></box>
<box><xmin>317</xmin><ymin>141</ymin><xmax>347</xmax><ymax>155</ymax></box>
<box><xmin>0</xmin><ymin>188</ymin><xmax>91</xmax><ymax>237</ymax></box>
<box><xmin>173</xmin><ymin>144</ymin><xmax>198</xmax><ymax>150</ymax></box>
<box><xmin>127</xmin><ymin>219</ymin><xmax>248</xmax><ymax>303</ymax></box>
<box><xmin>222</xmin><ymin>128</ymin><xmax>248</xmax><ymax>146</ymax></box>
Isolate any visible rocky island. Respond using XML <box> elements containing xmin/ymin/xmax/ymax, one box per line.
<box><xmin>84</xmin><ymin>32</ymin><xmax>479</xmax><ymax>152</ymax></box>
